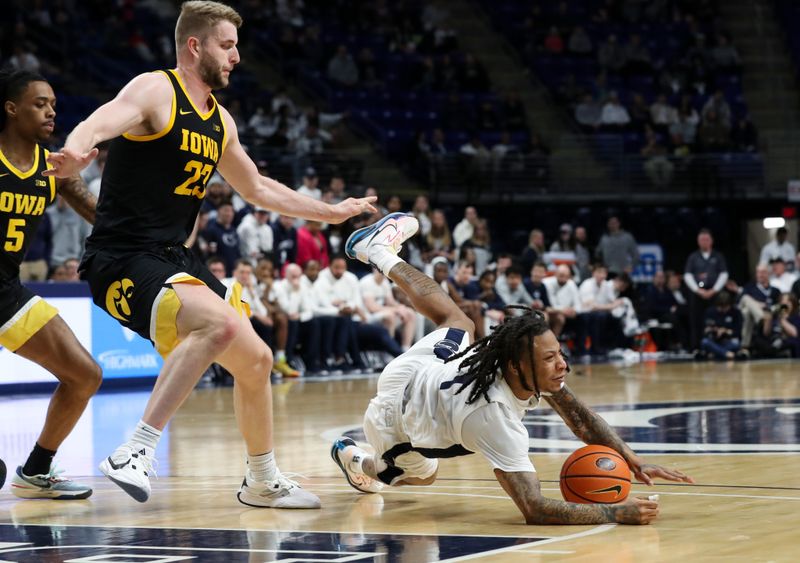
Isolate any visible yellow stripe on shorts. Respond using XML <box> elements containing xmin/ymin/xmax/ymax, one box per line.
<box><xmin>151</xmin><ymin>274</ymin><xmax>249</xmax><ymax>358</ymax></box>
<box><xmin>0</xmin><ymin>296</ymin><xmax>58</xmax><ymax>352</ymax></box>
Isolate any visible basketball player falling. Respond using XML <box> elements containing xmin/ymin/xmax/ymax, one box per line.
<box><xmin>0</xmin><ymin>69</ymin><xmax>100</xmax><ymax>499</ymax></box>
<box><xmin>332</xmin><ymin>212</ymin><xmax>694</xmax><ymax>524</ymax></box>
<box><xmin>45</xmin><ymin>1</ymin><xmax>375</xmax><ymax>508</ymax></box>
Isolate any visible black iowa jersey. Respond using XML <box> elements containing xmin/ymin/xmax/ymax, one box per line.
<box><xmin>0</xmin><ymin>144</ymin><xmax>56</xmax><ymax>281</ymax></box>
<box><xmin>85</xmin><ymin>69</ymin><xmax>227</xmax><ymax>255</ymax></box>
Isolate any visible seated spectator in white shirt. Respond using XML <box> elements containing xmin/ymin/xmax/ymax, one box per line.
<box><xmin>599</xmin><ymin>92</ymin><xmax>631</xmax><ymax>129</ymax></box>
<box><xmin>360</xmin><ymin>267</ymin><xmax>416</xmax><ymax>351</ymax></box>
<box><xmin>273</xmin><ymin>263</ymin><xmax>325</xmax><ymax>375</ymax></box>
<box><xmin>237</xmin><ymin>208</ymin><xmax>274</xmax><ymax>261</ymax></box>
<box><xmin>496</xmin><ymin>265</ymin><xmax>534</xmax><ymax>307</ymax></box>
<box><xmin>312</xmin><ymin>256</ymin><xmax>368</xmax><ymax>371</ymax></box>
<box><xmin>770</xmin><ymin>258</ymin><xmax>798</xmax><ymax>294</ymax></box>
<box><xmin>543</xmin><ymin>264</ymin><xmax>582</xmax><ymax>338</ymax></box>
<box><xmin>760</xmin><ymin>227</ymin><xmax>796</xmax><ymax>271</ymax></box>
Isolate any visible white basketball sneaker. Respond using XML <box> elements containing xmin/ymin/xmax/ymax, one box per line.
<box><xmin>331</xmin><ymin>437</ymin><xmax>384</xmax><ymax>494</ymax></box>
<box><xmin>237</xmin><ymin>470</ymin><xmax>321</xmax><ymax>509</ymax></box>
<box><xmin>345</xmin><ymin>212</ymin><xmax>419</xmax><ymax>265</ymax></box>
<box><xmin>99</xmin><ymin>443</ymin><xmax>155</xmax><ymax>503</ymax></box>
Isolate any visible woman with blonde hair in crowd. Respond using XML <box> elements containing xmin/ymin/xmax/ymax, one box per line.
<box><xmin>424</xmin><ymin>209</ymin><xmax>455</xmax><ymax>263</ymax></box>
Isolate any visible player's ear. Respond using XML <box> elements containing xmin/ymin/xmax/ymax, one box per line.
<box><xmin>187</xmin><ymin>36</ymin><xmax>201</xmax><ymax>58</ymax></box>
<box><xmin>4</xmin><ymin>100</ymin><xmax>16</xmax><ymax>119</ymax></box>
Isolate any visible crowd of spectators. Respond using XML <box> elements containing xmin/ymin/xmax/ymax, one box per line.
<box><xmin>25</xmin><ymin>163</ymin><xmax>800</xmax><ymax>373</ymax></box>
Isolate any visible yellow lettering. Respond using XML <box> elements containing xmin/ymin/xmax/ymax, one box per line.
<box><xmin>180</xmin><ymin>128</ymin><xmax>189</xmax><ymax>151</ymax></box>
<box><xmin>174</xmin><ymin>160</ymin><xmax>213</xmax><ymax>199</ymax></box>
<box><xmin>33</xmin><ymin>196</ymin><xmax>45</xmax><ymax>216</ymax></box>
<box><xmin>203</xmin><ymin>135</ymin><xmax>214</xmax><ymax>158</ymax></box>
<box><xmin>15</xmin><ymin>194</ymin><xmax>36</xmax><ymax>215</ymax></box>
<box><xmin>0</xmin><ymin>192</ymin><xmax>12</xmax><ymax>212</ymax></box>
<box><xmin>190</xmin><ymin>132</ymin><xmax>201</xmax><ymax>154</ymax></box>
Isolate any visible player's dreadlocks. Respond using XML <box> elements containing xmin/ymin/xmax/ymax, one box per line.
<box><xmin>445</xmin><ymin>306</ymin><xmax>555</xmax><ymax>404</ymax></box>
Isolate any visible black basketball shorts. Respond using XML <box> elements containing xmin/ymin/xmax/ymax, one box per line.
<box><xmin>81</xmin><ymin>245</ymin><xmax>247</xmax><ymax>358</ymax></box>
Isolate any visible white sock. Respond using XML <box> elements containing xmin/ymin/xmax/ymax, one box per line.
<box><xmin>131</xmin><ymin>420</ymin><xmax>161</xmax><ymax>452</ymax></box>
<box><xmin>275</xmin><ymin>350</ymin><xmax>286</xmax><ymax>362</ymax></box>
<box><xmin>248</xmin><ymin>450</ymin><xmax>277</xmax><ymax>482</ymax></box>
<box><xmin>369</xmin><ymin>248</ymin><xmax>403</xmax><ymax>277</ymax></box>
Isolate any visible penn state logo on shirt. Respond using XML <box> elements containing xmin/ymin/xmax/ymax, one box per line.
<box><xmin>523</xmin><ymin>398</ymin><xmax>800</xmax><ymax>454</ymax></box>
<box><xmin>433</xmin><ymin>328</ymin><xmax>466</xmax><ymax>360</ymax></box>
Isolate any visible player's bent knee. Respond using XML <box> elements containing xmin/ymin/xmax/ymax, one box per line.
<box><xmin>205</xmin><ymin>313</ymin><xmax>241</xmax><ymax>351</ymax></box>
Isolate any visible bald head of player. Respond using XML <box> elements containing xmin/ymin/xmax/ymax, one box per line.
<box><xmin>0</xmin><ymin>69</ymin><xmax>55</xmax><ymax>144</ymax></box>
<box><xmin>175</xmin><ymin>1</ymin><xmax>242</xmax><ymax>90</ymax></box>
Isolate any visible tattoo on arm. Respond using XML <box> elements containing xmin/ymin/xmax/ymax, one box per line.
<box><xmin>545</xmin><ymin>385</ymin><xmax>635</xmax><ymax>460</ymax></box>
<box><xmin>495</xmin><ymin>470</ymin><xmax>617</xmax><ymax>525</ymax></box>
<box><xmin>391</xmin><ymin>262</ymin><xmax>447</xmax><ymax>297</ymax></box>
<box><xmin>58</xmin><ymin>175</ymin><xmax>97</xmax><ymax>224</ymax></box>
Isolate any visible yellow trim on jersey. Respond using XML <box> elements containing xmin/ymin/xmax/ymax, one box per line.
<box><xmin>0</xmin><ymin>296</ymin><xmax>58</xmax><ymax>352</ymax></box>
<box><xmin>123</xmin><ymin>71</ymin><xmax>177</xmax><ymax>142</ymax></box>
<box><xmin>0</xmin><ymin>144</ymin><xmax>39</xmax><ymax>180</ymax></box>
<box><xmin>169</xmin><ymin>69</ymin><xmax>216</xmax><ymax>121</ymax></box>
<box><xmin>219</xmin><ymin>99</ymin><xmax>229</xmax><ymax>155</ymax></box>
<box><xmin>44</xmin><ymin>149</ymin><xmax>56</xmax><ymax>202</ymax></box>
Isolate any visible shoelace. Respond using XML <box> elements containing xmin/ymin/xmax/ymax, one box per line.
<box><xmin>40</xmin><ymin>464</ymin><xmax>68</xmax><ymax>484</ymax></box>
<box><xmin>124</xmin><ymin>445</ymin><xmax>159</xmax><ymax>480</ymax></box>
<box><xmin>252</xmin><ymin>471</ymin><xmax>308</xmax><ymax>494</ymax></box>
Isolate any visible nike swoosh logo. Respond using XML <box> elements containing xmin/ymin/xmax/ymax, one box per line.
<box><xmin>588</xmin><ymin>485</ymin><xmax>623</xmax><ymax>496</ymax></box>
<box><xmin>106</xmin><ymin>456</ymin><xmax>131</xmax><ymax>471</ymax></box>
<box><xmin>0</xmin><ymin>173</ymin><xmax>8</xmax><ymax>178</ymax></box>
<box><xmin>179</xmin><ymin>109</ymin><xmax>192</xmax><ymax>115</ymax></box>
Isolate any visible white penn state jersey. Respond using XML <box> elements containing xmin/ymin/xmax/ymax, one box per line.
<box><xmin>384</xmin><ymin>327</ymin><xmax>540</xmax><ymax>471</ymax></box>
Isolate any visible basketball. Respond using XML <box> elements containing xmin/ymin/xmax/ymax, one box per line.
<box><xmin>559</xmin><ymin>445</ymin><xmax>631</xmax><ymax>504</ymax></box>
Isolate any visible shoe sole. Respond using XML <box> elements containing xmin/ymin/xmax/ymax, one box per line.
<box><xmin>330</xmin><ymin>438</ymin><xmax>378</xmax><ymax>494</ymax></box>
<box><xmin>236</xmin><ymin>490</ymin><xmax>318</xmax><ymax>509</ymax></box>
<box><xmin>10</xmin><ymin>485</ymin><xmax>92</xmax><ymax>500</ymax></box>
<box><xmin>99</xmin><ymin>459</ymin><xmax>149</xmax><ymax>503</ymax></box>
<box><xmin>344</xmin><ymin>212</ymin><xmax>413</xmax><ymax>261</ymax></box>
<box><xmin>236</xmin><ymin>477</ymin><xmax>321</xmax><ymax>509</ymax></box>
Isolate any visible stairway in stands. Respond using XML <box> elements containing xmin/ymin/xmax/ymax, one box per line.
<box><xmin>720</xmin><ymin>0</ymin><xmax>800</xmax><ymax>194</ymax></box>
<box><xmin>441</xmin><ymin>0</ymin><xmax>613</xmax><ymax>195</ymax></box>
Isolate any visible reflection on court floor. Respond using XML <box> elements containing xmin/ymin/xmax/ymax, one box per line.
<box><xmin>0</xmin><ymin>523</ymin><xmax>546</xmax><ymax>562</ymax></box>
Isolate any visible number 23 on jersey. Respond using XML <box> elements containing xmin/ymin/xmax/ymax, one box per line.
<box><xmin>174</xmin><ymin>160</ymin><xmax>213</xmax><ymax>199</ymax></box>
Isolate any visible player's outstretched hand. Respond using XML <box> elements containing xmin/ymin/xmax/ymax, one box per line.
<box><xmin>614</xmin><ymin>496</ymin><xmax>659</xmax><ymax>525</ymax></box>
<box><xmin>630</xmin><ymin>460</ymin><xmax>695</xmax><ymax>486</ymax></box>
<box><xmin>44</xmin><ymin>148</ymin><xmax>99</xmax><ymax>178</ymax></box>
<box><xmin>329</xmin><ymin>196</ymin><xmax>378</xmax><ymax>223</ymax></box>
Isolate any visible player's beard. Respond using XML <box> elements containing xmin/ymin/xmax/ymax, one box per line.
<box><xmin>198</xmin><ymin>52</ymin><xmax>228</xmax><ymax>90</ymax></box>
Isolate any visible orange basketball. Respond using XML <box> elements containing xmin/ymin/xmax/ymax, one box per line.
<box><xmin>559</xmin><ymin>445</ymin><xmax>631</xmax><ymax>504</ymax></box>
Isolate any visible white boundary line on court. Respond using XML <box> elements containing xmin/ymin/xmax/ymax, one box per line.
<box><xmin>311</xmin><ymin>483</ymin><xmax>800</xmax><ymax>502</ymax></box>
<box><xmin>0</xmin><ymin>522</ymin><xmax>553</xmax><ymax>540</ymax></box>
<box><xmin>438</xmin><ymin>524</ymin><xmax>615</xmax><ymax>562</ymax></box>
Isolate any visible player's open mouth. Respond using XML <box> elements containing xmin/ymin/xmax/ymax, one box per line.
<box><xmin>42</xmin><ymin>122</ymin><xmax>54</xmax><ymax>131</ymax></box>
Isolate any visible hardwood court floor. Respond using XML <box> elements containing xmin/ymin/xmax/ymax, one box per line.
<box><xmin>1</xmin><ymin>360</ymin><xmax>799</xmax><ymax>561</ymax></box>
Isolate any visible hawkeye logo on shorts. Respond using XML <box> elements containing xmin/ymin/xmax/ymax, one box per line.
<box><xmin>106</xmin><ymin>278</ymin><xmax>135</xmax><ymax>322</ymax></box>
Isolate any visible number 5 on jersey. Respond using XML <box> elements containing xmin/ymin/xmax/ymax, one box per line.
<box><xmin>4</xmin><ymin>218</ymin><xmax>25</xmax><ymax>252</ymax></box>
<box><xmin>174</xmin><ymin>160</ymin><xmax>213</xmax><ymax>198</ymax></box>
